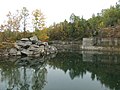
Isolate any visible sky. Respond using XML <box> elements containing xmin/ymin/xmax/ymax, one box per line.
<box><xmin>0</xmin><ymin>0</ymin><xmax>118</xmax><ymax>27</ymax></box>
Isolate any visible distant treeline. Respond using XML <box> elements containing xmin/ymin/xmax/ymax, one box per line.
<box><xmin>0</xmin><ymin>1</ymin><xmax>120</xmax><ymax>43</ymax></box>
<box><xmin>48</xmin><ymin>0</ymin><xmax>120</xmax><ymax>40</ymax></box>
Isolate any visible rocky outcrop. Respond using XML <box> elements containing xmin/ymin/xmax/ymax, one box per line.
<box><xmin>8</xmin><ymin>36</ymin><xmax>57</xmax><ymax>57</ymax></box>
<box><xmin>49</xmin><ymin>41</ymin><xmax>82</xmax><ymax>51</ymax></box>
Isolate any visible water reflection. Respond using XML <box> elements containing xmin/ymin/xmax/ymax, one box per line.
<box><xmin>0</xmin><ymin>56</ymin><xmax>49</xmax><ymax>90</ymax></box>
<box><xmin>47</xmin><ymin>51</ymin><xmax>120</xmax><ymax>90</ymax></box>
<box><xmin>0</xmin><ymin>52</ymin><xmax>120</xmax><ymax>90</ymax></box>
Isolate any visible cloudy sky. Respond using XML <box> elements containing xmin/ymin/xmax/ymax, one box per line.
<box><xmin>0</xmin><ymin>0</ymin><xmax>118</xmax><ymax>26</ymax></box>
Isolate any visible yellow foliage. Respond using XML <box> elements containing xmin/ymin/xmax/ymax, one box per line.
<box><xmin>38</xmin><ymin>34</ymin><xmax>49</xmax><ymax>41</ymax></box>
<box><xmin>34</xmin><ymin>28</ymin><xmax>49</xmax><ymax>41</ymax></box>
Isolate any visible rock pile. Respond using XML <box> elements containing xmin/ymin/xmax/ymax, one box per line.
<box><xmin>9</xmin><ymin>36</ymin><xmax>57</xmax><ymax>56</ymax></box>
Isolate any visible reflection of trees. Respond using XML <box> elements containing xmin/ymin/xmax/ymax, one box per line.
<box><xmin>87</xmin><ymin>62</ymin><xmax>120</xmax><ymax>90</ymax></box>
<box><xmin>83</xmin><ymin>52</ymin><xmax>120</xmax><ymax>90</ymax></box>
<box><xmin>0</xmin><ymin>52</ymin><xmax>120</xmax><ymax>90</ymax></box>
<box><xmin>0</xmin><ymin>56</ymin><xmax>47</xmax><ymax>90</ymax></box>
<box><xmin>32</xmin><ymin>67</ymin><xmax>47</xmax><ymax>90</ymax></box>
<box><xmin>48</xmin><ymin>52</ymin><xmax>120</xmax><ymax>90</ymax></box>
<box><xmin>0</xmin><ymin>59</ymin><xmax>20</xmax><ymax>89</ymax></box>
<box><xmin>47</xmin><ymin>52</ymin><xmax>87</xmax><ymax>79</ymax></box>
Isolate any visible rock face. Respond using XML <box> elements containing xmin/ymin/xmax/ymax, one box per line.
<box><xmin>9</xmin><ymin>36</ymin><xmax>57</xmax><ymax>56</ymax></box>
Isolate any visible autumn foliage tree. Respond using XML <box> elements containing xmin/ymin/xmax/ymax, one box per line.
<box><xmin>1</xmin><ymin>0</ymin><xmax>120</xmax><ymax>43</ymax></box>
<box><xmin>0</xmin><ymin>10</ymin><xmax>22</xmax><ymax>42</ymax></box>
<box><xmin>32</xmin><ymin>9</ymin><xmax>48</xmax><ymax>41</ymax></box>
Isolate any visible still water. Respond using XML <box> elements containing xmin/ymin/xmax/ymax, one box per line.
<box><xmin>0</xmin><ymin>51</ymin><xmax>120</xmax><ymax>90</ymax></box>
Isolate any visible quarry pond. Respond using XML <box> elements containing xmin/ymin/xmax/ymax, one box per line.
<box><xmin>0</xmin><ymin>51</ymin><xmax>120</xmax><ymax>90</ymax></box>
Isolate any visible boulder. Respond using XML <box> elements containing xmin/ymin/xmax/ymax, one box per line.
<box><xmin>3</xmin><ymin>36</ymin><xmax>57</xmax><ymax>57</ymax></box>
<box><xmin>31</xmin><ymin>44</ymin><xmax>39</xmax><ymax>48</ymax></box>
<box><xmin>17</xmin><ymin>41</ymin><xmax>32</xmax><ymax>48</ymax></box>
<box><xmin>17</xmin><ymin>51</ymin><xmax>21</xmax><ymax>56</ymax></box>
<box><xmin>21</xmin><ymin>49</ymin><xmax>33</xmax><ymax>56</ymax></box>
<box><xmin>36</xmin><ymin>41</ymin><xmax>42</xmax><ymax>46</ymax></box>
<box><xmin>21</xmin><ymin>48</ymin><xmax>41</xmax><ymax>56</ymax></box>
<box><xmin>41</xmin><ymin>42</ymin><xmax>48</xmax><ymax>46</ymax></box>
<box><xmin>16</xmin><ymin>41</ymin><xmax>24</xmax><ymax>46</ymax></box>
<box><xmin>28</xmin><ymin>45</ymin><xmax>39</xmax><ymax>51</ymax></box>
<box><xmin>21</xmin><ymin>38</ymin><xmax>29</xmax><ymax>41</ymax></box>
<box><xmin>38</xmin><ymin>46</ymin><xmax>45</xmax><ymax>53</ymax></box>
<box><xmin>30</xmin><ymin>36</ymin><xmax>38</xmax><ymax>44</ymax></box>
<box><xmin>9</xmin><ymin>48</ymin><xmax>18</xmax><ymax>56</ymax></box>
<box><xmin>14</xmin><ymin>43</ymin><xmax>23</xmax><ymax>50</ymax></box>
<box><xmin>32</xmin><ymin>51</ymin><xmax>40</xmax><ymax>56</ymax></box>
<box><xmin>25</xmin><ymin>41</ymin><xmax>32</xmax><ymax>46</ymax></box>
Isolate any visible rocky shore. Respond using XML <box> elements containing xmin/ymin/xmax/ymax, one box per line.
<box><xmin>0</xmin><ymin>36</ymin><xmax>57</xmax><ymax>57</ymax></box>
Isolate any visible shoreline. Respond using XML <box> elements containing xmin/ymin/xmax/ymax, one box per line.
<box><xmin>1</xmin><ymin>40</ymin><xmax>120</xmax><ymax>56</ymax></box>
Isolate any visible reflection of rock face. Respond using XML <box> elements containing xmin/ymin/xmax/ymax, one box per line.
<box><xmin>82</xmin><ymin>51</ymin><xmax>120</xmax><ymax>64</ymax></box>
<box><xmin>8</xmin><ymin>36</ymin><xmax>57</xmax><ymax>57</ymax></box>
<box><xmin>47</xmin><ymin>52</ymin><xmax>120</xmax><ymax>90</ymax></box>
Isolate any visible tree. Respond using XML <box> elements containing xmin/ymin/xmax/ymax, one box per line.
<box><xmin>101</xmin><ymin>5</ymin><xmax>120</xmax><ymax>27</ymax></box>
<box><xmin>69</xmin><ymin>13</ymin><xmax>80</xmax><ymax>39</ymax></box>
<box><xmin>32</xmin><ymin>9</ymin><xmax>45</xmax><ymax>31</ymax></box>
<box><xmin>6</xmin><ymin>11</ymin><xmax>22</xmax><ymax>32</ymax></box>
<box><xmin>32</xmin><ymin>9</ymin><xmax>47</xmax><ymax>40</ymax></box>
<box><xmin>70</xmin><ymin>13</ymin><xmax>76</xmax><ymax>23</ymax></box>
<box><xmin>21</xmin><ymin>7</ymin><xmax>29</xmax><ymax>36</ymax></box>
<box><xmin>37</xmin><ymin>28</ymin><xmax>49</xmax><ymax>41</ymax></box>
<box><xmin>0</xmin><ymin>10</ymin><xmax>22</xmax><ymax>42</ymax></box>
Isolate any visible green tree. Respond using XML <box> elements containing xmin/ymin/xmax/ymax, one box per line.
<box><xmin>102</xmin><ymin>5</ymin><xmax>120</xmax><ymax>26</ymax></box>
